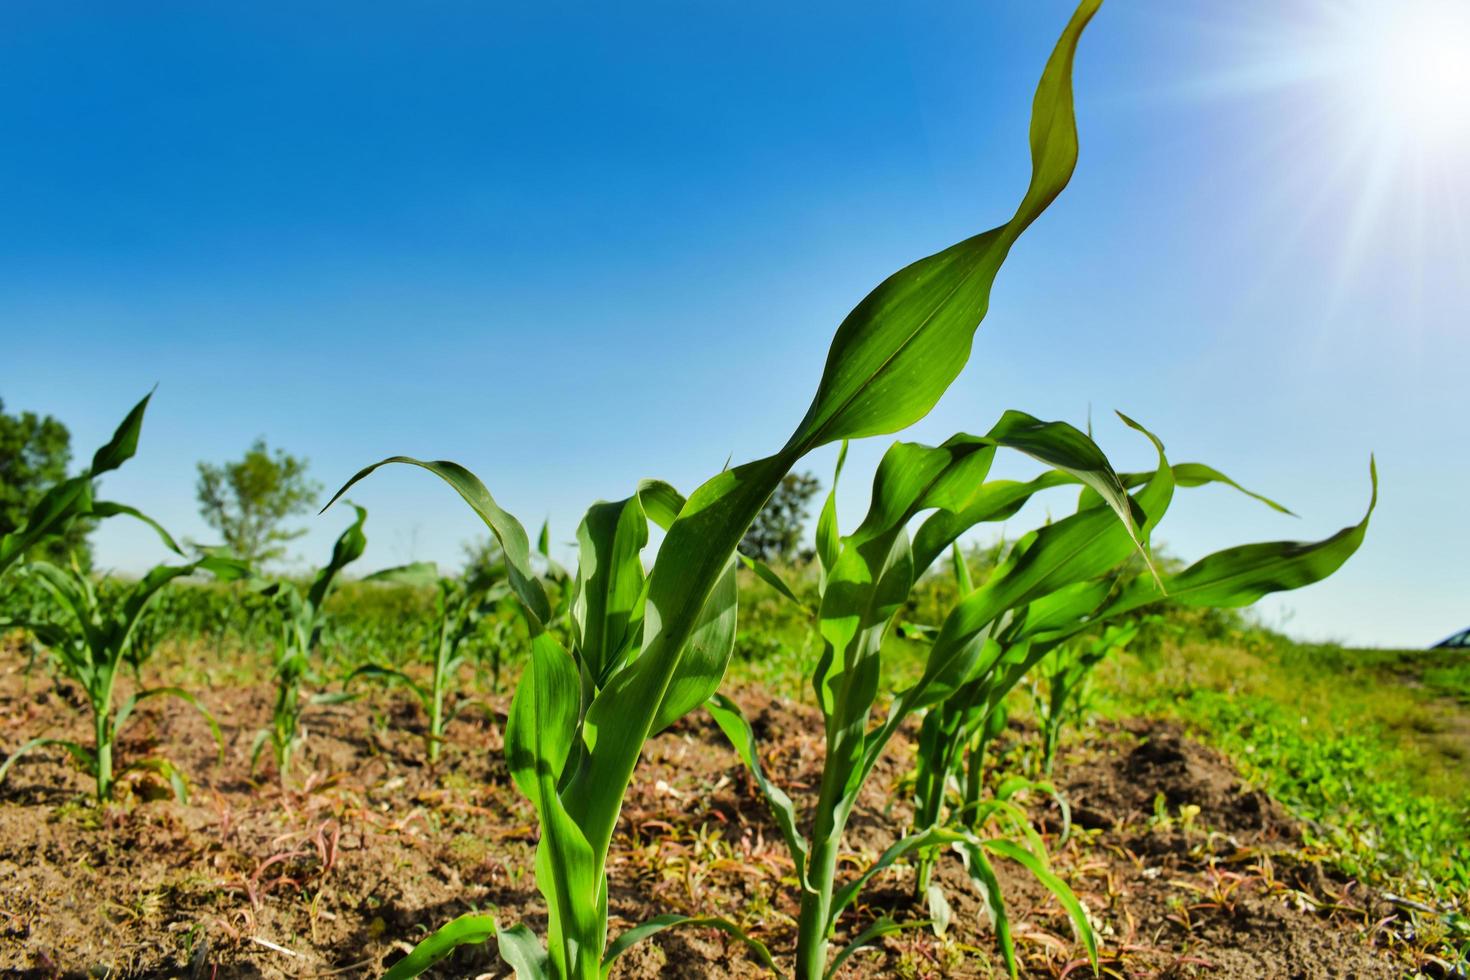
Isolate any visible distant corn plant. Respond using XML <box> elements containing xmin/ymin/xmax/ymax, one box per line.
<box><xmin>253</xmin><ymin>504</ymin><xmax>367</xmax><ymax>780</ymax></box>
<box><xmin>902</xmin><ymin>446</ymin><xmax>1375</xmax><ymax>906</ymax></box>
<box><xmin>335</xmin><ymin>4</ymin><xmax>1107</xmax><ymax>976</ymax></box>
<box><xmin>347</xmin><ymin>560</ymin><xmax>510</xmax><ymax>763</ymax></box>
<box><xmin>710</xmin><ymin>409</ymin><xmax>1164</xmax><ymax>978</ymax></box>
<box><xmin>1030</xmin><ymin>620</ymin><xmax>1140</xmax><ymax>774</ymax></box>
<box><xmin>0</xmin><ymin>551</ymin><xmax>246</xmax><ymax>802</ymax></box>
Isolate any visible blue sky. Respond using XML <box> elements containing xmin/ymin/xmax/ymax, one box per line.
<box><xmin>3</xmin><ymin>1</ymin><xmax>1466</xmax><ymax>647</ymax></box>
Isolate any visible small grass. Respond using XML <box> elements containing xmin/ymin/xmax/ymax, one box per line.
<box><xmin>1096</xmin><ymin>633</ymin><xmax>1470</xmax><ymax>907</ymax></box>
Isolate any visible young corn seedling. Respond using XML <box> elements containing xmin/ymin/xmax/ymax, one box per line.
<box><xmin>711</xmin><ymin>408</ymin><xmax>1160</xmax><ymax>978</ymax></box>
<box><xmin>347</xmin><ymin>560</ymin><xmax>510</xmax><ymax>763</ymax></box>
<box><xmin>1030</xmin><ymin>621</ymin><xmax>1140</xmax><ymax>775</ymax></box>
<box><xmin>253</xmin><ymin>504</ymin><xmax>368</xmax><ymax>780</ymax></box>
<box><xmin>0</xmin><ymin>551</ymin><xmax>246</xmax><ymax>802</ymax></box>
<box><xmin>904</xmin><ymin>445</ymin><xmax>1375</xmax><ymax>910</ymax></box>
<box><xmin>332</xmin><ymin>4</ymin><xmax>1106</xmax><ymax>976</ymax></box>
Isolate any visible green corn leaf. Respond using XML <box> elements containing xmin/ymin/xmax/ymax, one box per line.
<box><xmin>984</xmin><ymin>838</ymin><xmax>1098</xmax><ymax>971</ymax></box>
<box><xmin>903</xmin><ymin>409</ymin><xmax>1147</xmax><ymax>582</ymax></box>
<box><xmin>345</xmin><ymin>664</ymin><xmax>428</xmax><ymax>704</ymax></box>
<box><xmin>827</xmin><ymin>825</ymin><xmax>955</xmax><ymax>929</ymax></box>
<box><xmin>956</xmin><ymin>840</ymin><xmax>1016</xmax><ymax>978</ymax></box>
<box><xmin>601</xmin><ymin>914</ymin><xmax>777</xmax><ymax>978</ymax></box>
<box><xmin>24</xmin><ymin>561</ymin><xmax>100</xmax><ymax>649</ymax></box>
<box><xmin>506</xmin><ymin>634</ymin><xmax>580</xmax><ymax>809</ymax></box>
<box><xmin>910</xmin><ymin>471</ymin><xmax>1076</xmax><ymax>575</ymax></box>
<box><xmin>737</xmin><ymin>553</ymin><xmax>810</xmax><ymax>613</ymax></box>
<box><xmin>706</xmin><ymin>694</ymin><xmax>809</xmax><ymax>889</ymax></box>
<box><xmin>533</xmin><ymin>796</ymin><xmax>600</xmax><ymax>978</ymax></box>
<box><xmin>1095</xmin><ymin>457</ymin><xmax>1377</xmax><ymax>621</ymax></box>
<box><xmin>951</xmin><ymin>542</ymin><xmax>974</xmax><ymax>595</ymax></box>
<box><xmin>89</xmin><ymin>391</ymin><xmax>152</xmax><ymax>475</ymax></box>
<box><xmin>507</xmin><ymin>632</ymin><xmax>602</xmax><ymax>975</ymax></box>
<box><xmin>571</xmin><ymin>497</ymin><xmax>649</xmax><ymax>685</ymax></box>
<box><xmin>324</xmin><ymin>459</ymin><xmax>550</xmax><ymax>629</ymax></box>
<box><xmin>363</xmin><ymin>561</ymin><xmax>440</xmax><ymax>588</ymax></box>
<box><xmin>1113</xmin><ymin>461</ymin><xmax>1295</xmax><ymax>516</ymax></box>
<box><xmin>0</xmin><ymin>477</ymin><xmax>92</xmax><ymax>575</ymax></box>
<box><xmin>651</xmin><ymin>555</ymin><xmax>738</xmax><ymax>733</ymax></box>
<box><xmin>783</xmin><ymin>0</ymin><xmax>1101</xmax><ymax>450</ymax></box>
<box><xmin>114</xmin><ymin>687</ymin><xmax>225</xmax><ymax>761</ymax></box>
<box><xmin>497</xmin><ymin>922</ymin><xmax>552</xmax><ymax>979</ymax></box>
<box><xmin>892</xmin><ymin>421</ymin><xmax>1170</xmax><ymax>719</ymax></box>
<box><xmin>0</xmin><ymin>619</ymin><xmax>72</xmax><ymax>650</ymax></box>
<box><xmin>635</xmin><ymin>479</ymin><xmax>685</xmax><ymax>531</ymax></box>
<box><xmin>826</xmin><ymin>916</ymin><xmax>931</xmax><ymax>980</ymax></box>
<box><xmin>119</xmin><ymin>562</ymin><xmax>228</xmax><ymax>651</ymax></box>
<box><xmin>927</xmin><ymin>883</ymin><xmax>954</xmax><ymax>937</ymax></box>
<box><xmin>0</xmin><ymin>392</ymin><xmax>156</xmax><ymax>577</ymax></box>
<box><xmin>988</xmin><ymin>410</ymin><xmax>1141</xmax><ymax>544</ymax></box>
<box><xmin>0</xmin><ymin>737</ymin><xmax>96</xmax><ymax>785</ymax></box>
<box><xmin>846</xmin><ymin>440</ymin><xmax>995</xmax><ymax>546</ymax></box>
<box><xmin>380</xmin><ymin>912</ymin><xmax>500</xmax><ymax>980</ymax></box>
<box><xmin>815</xmin><ymin>441</ymin><xmax>848</xmax><ymax>580</ymax></box>
<box><xmin>89</xmin><ymin>501</ymin><xmax>184</xmax><ymax>556</ymax></box>
<box><xmin>307</xmin><ymin>503</ymin><xmax>369</xmax><ymax>611</ymax></box>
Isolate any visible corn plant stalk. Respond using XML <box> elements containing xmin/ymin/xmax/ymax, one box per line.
<box><xmin>253</xmin><ymin>504</ymin><xmax>368</xmax><ymax>780</ymax></box>
<box><xmin>344</xmin><ymin>3</ymin><xmax>1102</xmax><ymax>975</ymax></box>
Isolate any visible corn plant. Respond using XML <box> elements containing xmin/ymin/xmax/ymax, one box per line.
<box><xmin>333</xmin><ymin>4</ymin><xmax>1105</xmax><ymax>977</ymax></box>
<box><xmin>903</xmin><ymin>449</ymin><xmax>1376</xmax><ymax>906</ymax></box>
<box><xmin>252</xmin><ymin>504</ymin><xmax>368</xmax><ymax>780</ymax></box>
<box><xmin>711</xmin><ymin>409</ymin><xmax>1165</xmax><ymax>978</ymax></box>
<box><xmin>347</xmin><ymin>561</ymin><xmax>510</xmax><ymax>762</ymax></box>
<box><xmin>0</xmin><ymin>553</ymin><xmax>245</xmax><ymax>802</ymax></box>
<box><xmin>1030</xmin><ymin>621</ymin><xmax>1139</xmax><ymax>774</ymax></box>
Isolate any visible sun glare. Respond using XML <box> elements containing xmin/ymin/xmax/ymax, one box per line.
<box><xmin>1343</xmin><ymin>1</ymin><xmax>1470</xmax><ymax>157</ymax></box>
<box><xmin>1177</xmin><ymin>0</ymin><xmax>1470</xmax><ymax>315</ymax></box>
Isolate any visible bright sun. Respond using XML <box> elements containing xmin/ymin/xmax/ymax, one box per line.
<box><xmin>1335</xmin><ymin>0</ymin><xmax>1470</xmax><ymax>157</ymax></box>
<box><xmin>1181</xmin><ymin>0</ymin><xmax>1470</xmax><ymax>308</ymax></box>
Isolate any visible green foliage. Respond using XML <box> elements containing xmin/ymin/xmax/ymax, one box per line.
<box><xmin>0</xmin><ymin>397</ymin><xmax>91</xmax><ymax>567</ymax></box>
<box><xmin>740</xmin><ymin>471</ymin><xmax>821</xmax><ymax>564</ymax></box>
<box><xmin>196</xmin><ymin>438</ymin><xmax>322</xmax><ymax>566</ymax></box>
<box><xmin>462</xmin><ymin>534</ymin><xmax>507</xmax><ymax>581</ymax></box>
<box><xmin>1099</xmin><ymin>635</ymin><xmax>1470</xmax><ymax>904</ymax></box>
<box><xmin>253</xmin><ymin>504</ymin><xmax>367</xmax><ymax>780</ymax></box>
<box><xmin>349</xmin><ymin>560</ymin><xmax>511</xmax><ymax>762</ymax></box>
<box><xmin>1030</xmin><ymin>621</ymin><xmax>1139</xmax><ymax>774</ymax></box>
<box><xmin>0</xmin><ymin>553</ymin><xmax>245</xmax><ymax>802</ymax></box>
<box><xmin>351</xmin><ymin>5</ymin><xmax>1104</xmax><ymax>977</ymax></box>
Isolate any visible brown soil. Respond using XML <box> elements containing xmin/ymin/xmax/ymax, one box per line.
<box><xmin>0</xmin><ymin>662</ymin><xmax>1415</xmax><ymax>979</ymax></box>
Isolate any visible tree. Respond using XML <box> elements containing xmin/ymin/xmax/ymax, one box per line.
<box><xmin>461</xmin><ymin>534</ymin><xmax>506</xmax><ymax>579</ymax></box>
<box><xmin>196</xmin><ymin>439</ymin><xmax>322</xmax><ymax>566</ymax></box>
<box><xmin>740</xmin><ymin>470</ymin><xmax>821</xmax><ymax>564</ymax></box>
<box><xmin>0</xmin><ymin>397</ymin><xmax>90</xmax><ymax>566</ymax></box>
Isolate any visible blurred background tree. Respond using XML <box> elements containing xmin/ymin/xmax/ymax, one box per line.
<box><xmin>0</xmin><ymin>397</ymin><xmax>91</xmax><ymax>567</ymax></box>
<box><xmin>461</xmin><ymin>535</ymin><xmax>506</xmax><ymax>579</ymax></box>
<box><xmin>195</xmin><ymin>439</ymin><xmax>321</xmax><ymax>567</ymax></box>
<box><xmin>741</xmin><ymin>471</ymin><xmax>820</xmax><ymax>564</ymax></box>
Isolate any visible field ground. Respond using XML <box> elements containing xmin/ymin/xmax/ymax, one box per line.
<box><xmin>3</xmin><ymin>629</ymin><xmax>1466</xmax><ymax>979</ymax></box>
